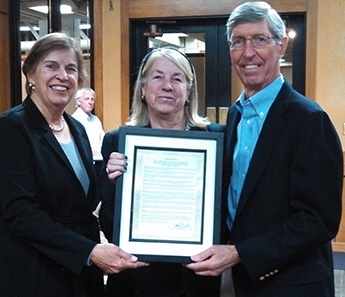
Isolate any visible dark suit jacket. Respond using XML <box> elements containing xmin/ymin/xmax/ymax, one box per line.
<box><xmin>0</xmin><ymin>97</ymin><xmax>104</xmax><ymax>297</ymax></box>
<box><xmin>223</xmin><ymin>82</ymin><xmax>343</xmax><ymax>297</ymax></box>
<box><xmin>99</xmin><ymin>123</ymin><xmax>224</xmax><ymax>297</ymax></box>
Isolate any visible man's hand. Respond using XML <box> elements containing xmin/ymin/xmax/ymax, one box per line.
<box><xmin>185</xmin><ymin>245</ymin><xmax>240</xmax><ymax>276</ymax></box>
<box><xmin>90</xmin><ymin>243</ymin><xmax>148</xmax><ymax>274</ymax></box>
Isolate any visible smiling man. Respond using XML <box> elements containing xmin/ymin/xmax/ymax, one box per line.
<box><xmin>229</xmin><ymin>20</ymin><xmax>287</xmax><ymax>98</ymax></box>
<box><xmin>72</xmin><ymin>87</ymin><xmax>105</xmax><ymax>159</ymax></box>
<box><xmin>185</xmin><ymin>2</ymin><xmax>343</xmax><ymax>297</ymax></box>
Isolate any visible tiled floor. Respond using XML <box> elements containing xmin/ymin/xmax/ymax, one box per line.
<box><xmin>335</xmin><ymin>269</ymin><xmax>345</xmax><ymax>297</ymax></box>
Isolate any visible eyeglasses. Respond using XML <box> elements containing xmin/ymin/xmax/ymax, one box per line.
<box><xmin>228</xmin><ymin>35</ymin><xmax>278</xmax><ymax>50</ymax></box>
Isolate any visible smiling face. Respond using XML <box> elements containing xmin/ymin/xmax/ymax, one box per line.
<box><xmin>27</xmin><ymin>48</ymin><xmax>79</xmax><ymax>114</ymax></box>
<box><xmin>142</xmin><ymin>56</ymin><xmax>190</xmax><ymax>123</ymax></box>
<box><xmin>230</xmin><ymin>21</ymin><xmax>288</xmax><ymax>97</ymax></box>
<box><xmin>77</xmin><ymin>91</ymin><xmax>95</xmax><ymax>115</ymax></box>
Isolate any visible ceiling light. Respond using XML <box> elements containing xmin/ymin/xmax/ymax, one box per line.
<box><xmin>29</xmin><ymin>4</ymin><xmax>73</xmax><ymax>15</ymax></box>
<box><xmin>288</xmin><ymin>30</ymin><xmax>296</xmax><ymax>39</ymax></box>
<box><xmin>80</xmin><ymin>24</ymin><xmax>91</xmax><ymax>30</ymax></box>
<box><xmin>60</xmin><ymin>4</ymin><xmax>73</xmax><ymax>14</ymax></box>
<box><xmin>29</xmin><ymin>5</ymin><xmax>48</xmax><ymax>14</ymax></box>
<box><xmin>20</xmin><ymin>26</ymin><xmax>40</xmax><ymax>31</ymax></box>
<box><xmin>20</xmin><ymin>26</ymin><xmax>30</xmax><ymax>31</ymax></box>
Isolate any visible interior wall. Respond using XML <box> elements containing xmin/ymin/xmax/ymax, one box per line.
<box><xmin>128</xmin><ymin>0</ymin><xmax>307</xmax><ymax>18</ymax></box>
<box><xmin>94</xmin><ymin>0</ymin><xmax>129</xmax><ymax>132</ymax></box>
<box><xmin>310</xmin><ymin>0</ymin><xmax>345</xmax><ymax>149</ymax></box>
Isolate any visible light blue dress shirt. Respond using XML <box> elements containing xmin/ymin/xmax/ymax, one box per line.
<box><xmin>227</xmin><ymin>75</ymin><xmax>284</xmax><ymax>230</ymax></box>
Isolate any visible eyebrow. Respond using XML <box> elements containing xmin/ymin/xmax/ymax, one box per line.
<box><xmin>43</xmin><ymin>60</ymin><xmax>78</xmax><ymax>67</ymax></box>
<box><xmin>231</xmin><ymin>33</ymin><xmax>268</xmax><ymax>38</ymax></box>
<box><xmin>151</xmin><ymin>69</ymin><xmax>185</xmax><ymax>77</ymax></box>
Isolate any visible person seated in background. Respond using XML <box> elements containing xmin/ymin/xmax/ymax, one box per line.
<box><xmin>100</xmin><ymin>47</ymin><xmax>225</xmax><ymax>297</ymax></box>
<box><xmin>72</xmin><ymin>87</ymin><xmax>105</xmax><ymax>160</ymax></box>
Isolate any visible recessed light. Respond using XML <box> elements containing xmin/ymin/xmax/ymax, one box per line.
<box><xmin>29</xmin><ymin>4</ymin><xmax>73</xmax><ymax>15</ymax></box>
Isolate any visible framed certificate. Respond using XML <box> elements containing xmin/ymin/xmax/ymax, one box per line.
<box><xmin>113</xmin><ymin>127</ymin><xmax>223</xmax><ymax>263</ymax></box>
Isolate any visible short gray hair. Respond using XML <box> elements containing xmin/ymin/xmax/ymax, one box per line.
<box><xmin>75</xmin><ymin>87</ymin><xmax>95</xmax><ymax>100</ymax></box>
<box><xmin>226</xmin><ymin>1</ymin><xmax>286</xmax><ymax>42</ymax></box>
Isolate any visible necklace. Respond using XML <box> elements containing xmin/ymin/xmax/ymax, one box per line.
<box><xmin>49</xmin><ymin>116</ymin><xmax>65</xmax><ymax>132</ymax></box>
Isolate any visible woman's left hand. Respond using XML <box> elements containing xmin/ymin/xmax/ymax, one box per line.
<box><xmin>106</xmin><ymin>152</ymin><xmax>127</xmax><ymax>183</ymax></box>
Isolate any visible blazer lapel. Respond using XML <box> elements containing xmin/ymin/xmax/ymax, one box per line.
<box><xmin>23</xmin><ymin>98</ymin><xmax>74</xmax><ymax>173</ymax></box>
<box><xmin>24</xmin><ymin>98</ymin><xmax>94</xmax><ymax>194</ymax></box>
<box><xmin>234</xmin><ymin>82</ymin><xmax>293</xmax><ymax>221</ymax></box>
<box><xmin>65</xmin><ymin>114</ymin><xmax>95</xmax><ymax>183</ymax></box>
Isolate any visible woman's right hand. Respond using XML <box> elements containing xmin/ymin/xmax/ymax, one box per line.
<box><xmin>90</xmin><ymin>243</ymin><xmax>148</xmax><ymax>274</ymax></box>
<box><xmin>106</xmin><ymin>152</ymin><xmax>127</xmax><ymax>183</ymax></box>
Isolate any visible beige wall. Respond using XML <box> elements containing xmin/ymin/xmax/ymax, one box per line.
<box><xmin>307</xmin><ymin>0</ymin><xmax>345</xmax><ymax>149</ymax></box>
<box><xmin>94</xmin><ymin>0</ymin><xmax>130</xmax><ymax>132</ymax></box>
<box><xmin>128</xmin><ymin>0</ymin><xmax>307</xmax><ymax>18</ymax></box>
<box><xmin>100</xmin><ymin>1</ymin><xmax>122</xmax><ymax>131</ymax></box>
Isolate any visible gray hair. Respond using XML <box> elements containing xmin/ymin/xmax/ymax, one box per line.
<box><xmin>75</xmin><ymin>87</ymin><xmax>95</xmax><ymax>100</ymax></box>
<box><xmin>226</xmin><ymin>1</ymin><xmax>286</xmax><ymax>42</ymax></box>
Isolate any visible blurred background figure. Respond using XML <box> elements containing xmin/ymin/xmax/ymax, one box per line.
<box><xmin>72</xmin><ymin>87</ymin><xmax>105</xmax><ymax>160</ymax></box>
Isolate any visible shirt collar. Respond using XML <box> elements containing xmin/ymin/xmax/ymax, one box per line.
<box><xmin>76</xmin><ymin>107</ymin><xmax>92</xmax><ymax>121</ymax></box>
<box><xmin>235</xmin><ymin>74</ymin><xmax>284</xmax><ymax>120</ymax></box>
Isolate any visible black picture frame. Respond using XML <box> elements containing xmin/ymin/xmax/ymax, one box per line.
<box><xmin>112</xmin><ymin>127</ymin><xmax>223</xmax><ymax>263</ymax></box>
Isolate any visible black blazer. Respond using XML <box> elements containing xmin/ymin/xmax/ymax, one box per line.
<box><xmin>223</xmin><ymin>82</ymin><xmax>343</xmax><ymax>297</ymax></box>
<box><xmin>0</xmin><ymin>97</ymin><xmax>103</xmax><ymax>297</ymax></box>
<box><xmin>99</xmin><ymin>123</ymin><xmax>225</xmax><ymax>297</ymax></box>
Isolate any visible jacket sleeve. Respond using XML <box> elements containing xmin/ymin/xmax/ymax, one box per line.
<box><xmin>99</xmin><ymin>129</ymin><xmax>120</xmax><ymax>241</ymax></box>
